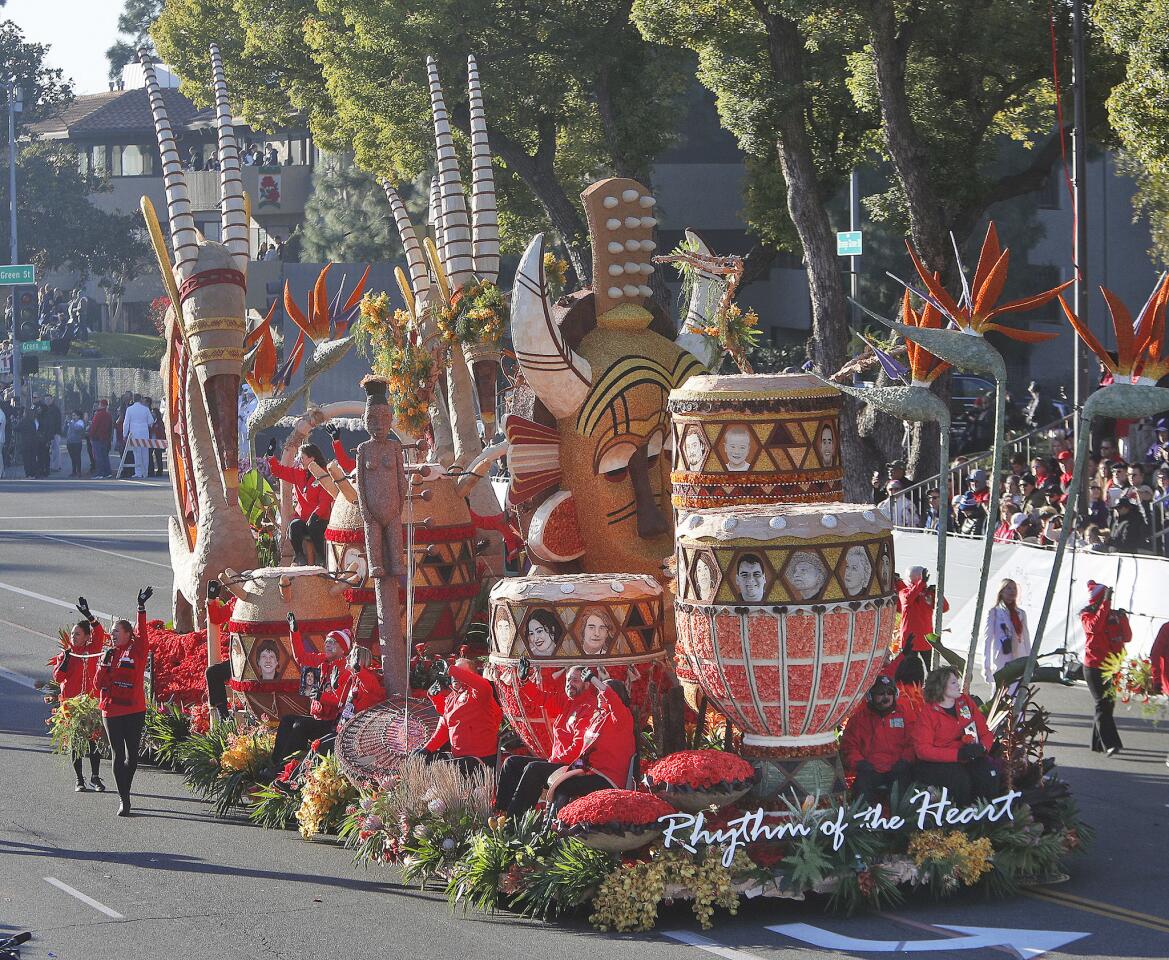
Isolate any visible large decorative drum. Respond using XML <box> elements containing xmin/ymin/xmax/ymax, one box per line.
<box><xmin>674</xmin><ymin>503</ymin><xmax>895</xmax><ymax>804</ymax></box>
<box><xmin>223</xmin><ymin>566</ymin><xmax>356</xmax><ymax>718</ymax></box>
<box><xmin>488</xmin><ymin>574</ymin><xmax>671</xmax><ymax>758</ymax></box>
<box><xmin>668</xmin><ymin>373</ymin><xmax>843</xmax><ymax>510</ymax></box>
<box><xmin>325</xmin><ymin>493</ymin><xmax>379</xmax><ymax>656</ymax></box>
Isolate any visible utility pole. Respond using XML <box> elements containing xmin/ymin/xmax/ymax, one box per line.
<box><xmin>6</xmin><ymin>79</ymin><xmax>21</xmax><ymax>402</ymax></box>
<box><xmin>1070</xmin><ymin>0</ymin><xmax>1088</xmax><ymax>451</ymax></box>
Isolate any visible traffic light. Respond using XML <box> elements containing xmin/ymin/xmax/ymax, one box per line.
<box><xmin>22</xmin><ymin>353</ymin><xmax>38</xmax><ymax>375</ymax></box>
<box><xmin>15</xmin><ymin>285</ymin><xmax>37</xmax><ymax>339</ymax></box>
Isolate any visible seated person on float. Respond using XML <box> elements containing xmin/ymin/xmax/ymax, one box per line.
<box><xmin>911</xmin><ymin>666</ymin><xmax>1000</xmax><ymax>805</ymax></box>
<box><xmin>413</xmin><ymin>657</ymin><xmax>502</xmax><ymax>772</ymax></box>
<box><xmin>840</xmin><ymin>675</ymin><xmax>914</xmax><ymax>803</ymax></box>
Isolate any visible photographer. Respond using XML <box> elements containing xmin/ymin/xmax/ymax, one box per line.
<box><xmin>413</xmin><ymin>658</ymin><xmax>502</xmax><ymax>773</ymax></box>
<box><xmin>896</xmin><ymin>566</ymin><xmax>948</xmax><ymax>675</ymax></box>
<box><xmin>1080</xmin><ymin>581</ymin><xmax>1131</xmax><ymax>755</ymax></box>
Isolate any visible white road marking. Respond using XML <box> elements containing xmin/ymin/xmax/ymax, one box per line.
<box><xmin>6</xmin><ymin>532</ymin><xmax>171</xmax><ymax>568</ymax></box>
<box><xmin>661</xmin><ymin>931</ymin><xmax>765</xmax><ymax>960</ymax></box>
<box><xmin>44</xmin><ymin>877</ymin><xmax>124</xmax><ymax>919</ymax></box>
<box><xmin>0</xmin><ymin>580</ymin><xmax>113</xmax><ymax>619</ymax></box>
<box><xmin>0</xmin><ymin>515</ymin><xmax>171</xmax><ymax>520</ymax></box>
<box><xmin>767</xmin><ymin>922</ymin><xmax>1089</xmax><ymax>959</ymax></box>
<box><xmin>2</xmin><ymin>530</ymin><xmax>166</xmax><ymax>536</ymax></box>
<box><xmin>0</xmin><ymin>665</ymin><xmax>38</xmax><ymax>688</ymax></box>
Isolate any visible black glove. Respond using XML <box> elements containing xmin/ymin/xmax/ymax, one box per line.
<box><xmin>854</xmin><ymin>759</ymin><xmax>875</xmax><ymax>775</ymax></box>
<box><xmin>580</xmin><ymin>668</ymin><xmax>596</xmax><ymax>684</ymax></box>
<box><xmin>101</xmin><ymin>648</ymin><xmax>115</xmax><ymax>666</ymax></box>
<box><xmin>207</xmin><ymin>579</ymin><xmax>222</xmax><ymax>601</ymax></box>
<box><xmin>287</xmin><ymin>611</ymin><xmax>298</xmax><ymax>632</ymax></box>
<box><xmin>324</xmin><ymin>422</ymin><xmax>339</xmax><ymax>438</ymax></box>
<box><xmin>957</xmin><ymin>742</ymin><xmax>985</xmax><ymax>763</ymax></box>
<box><xmin>517</xmin><ymin>656</ymin><xmax>531</xmax><ymax>683</ymax></box>
<box><xmin>76</xmin><ymin>597</ymin><xmax>95</xmax><ymax>623</ymax></box>
<box><xmin>60</xmin><ymin>650</ymin><xmax>71</xmax><ymax>669</ymax></box>
<box><xmin>137</xmin><ymin>586</ymin><xmax>153</xmax><ymax>610</ymax></box>
<box><xmin>428</xmin><ymin>677</ymin><xmax>450</xmax><ymax>697</ymax></box>
<box><xmin>266</xmin><ymin>437</ymin><xmax>278</xmax><ymax>458</ymax></box>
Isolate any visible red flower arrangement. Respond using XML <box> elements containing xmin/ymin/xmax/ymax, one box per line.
<box><xmin>644</xmin><ymin>750</ymin><xmax>755</xmax><ymax>791</ymax></box>
<box><xmin>556</xmin><ymin>789</ymin><xmax>676</xmax><ymax>829</ymax></box>
<box><xmin>187</xmin><ymin>703</ymin><xmax>211</xmax><ymax>735</ymax></box>
<box><xmin>145</xmin><ymin>620</ymin><xmax>208</xmax><ymax>706</ymax></box>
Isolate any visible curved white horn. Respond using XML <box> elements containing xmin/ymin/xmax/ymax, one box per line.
<box><xmin>426</xmin><ymin>56</ymin><xmax>473</xmax><ymax>289</ymax></box>
<box><xmin>209</xmin><ymin>44</ymin><xmax>249</xmax><ymax>270</ymax></box>
<box><xmin>428</xmin><ymin>174</ymin><xmax>444</xmax><ymax>260</ymax></box>
<box><xmin>139</xmin><ymin>50</ymin><xmax>198</xmax><ymax>275</ymax></box>
<box><xmin>381</xmin><ymin>180</ymin><xmax>431</xmax><ymax>298</ymax></box>
<box><xmin>467</xmin><ymin>55</ymin><xmax>499</xmax><ymax>283</ymax></box>
<box><xmin>510</xmin><ymin>233</ymin><xmax>592</xmax><ymax>419</ymax></box>
<box><xmin>675</xmin><ymin>228</ymin><xmax>722</xmax><ymax>369</ymax></box>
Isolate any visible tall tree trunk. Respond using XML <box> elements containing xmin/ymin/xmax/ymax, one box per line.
<box><xmin>756</xmin><ymin>2</ymin><xmax>868</xmax><ymax>498</ymax></box>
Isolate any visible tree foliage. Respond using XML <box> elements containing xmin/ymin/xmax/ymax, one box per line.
<box><xmin>106</xmin><ymin>0</ymin><xmax>165</xmax><ymax>82</ymax></box>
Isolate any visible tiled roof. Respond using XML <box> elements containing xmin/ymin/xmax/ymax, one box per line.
<box><xmin>30</xmin><ymin>88</ymin><xmax>212</xmax><ymax>139</ymax></box>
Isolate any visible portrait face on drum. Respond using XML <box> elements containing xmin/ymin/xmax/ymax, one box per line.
<box><xmin>525</xmin><ymin>609</ymin><xmax>562</xmax><ymax>657</ymax></box>
<box><xmin>581</xmin><ymin>611</ymin><xmax>615</xmax><ymax>656</ymax></box>
<box><xmin>842</xmin><ymin>545</ymin><xmax>873</xmax><ymax>596</ymax></box>
<box><xmin>722</xmin><ymin>425</ymin><xmax>752</xmax><ymax>472</ymax></box>
<box><xmin>255</xmin><ymin>641</ymin><xmax>280</xmax><ymax>681</ymax></box>
<box><xmin>819</xmin><ymin>424</ymin><xmax>836</xmax><ymax>466</ymax></box>
<box><xmin>734</xmin><ymin>553</ymin><xmax>767</xmax><ymax>602</ymax></box>
<box><xmin>683</xmin><ymin>429</ymin><xmax>707</xmax><ymax>472</ymax></box>
<box><xmin>784</xmin><ymin>550</ymin><xmax>828</xmax><ymax>601</ymax></box>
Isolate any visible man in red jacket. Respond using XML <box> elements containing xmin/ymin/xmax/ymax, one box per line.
<box><xmin>840</xmin><ymin>676</ymin><xmax>914</xmax><ymax>803</ymax></box>
<box><xmin>1081</xmin><ymin>581</ymin><xmax>1131</xmax><ymax>755</ymax></box>
<box><xmin>896</xmin><ymin>566</ymin><xmax>948</xmax><ymax>674</ymax></box>
<box><xmin>494</xmin><ymin>663</ymin><xmax>597</xmax><ymax>817</ymax></box>
<box><xmin>89</xmin><ymin>399</ymin><xmax>114</xmax><ymax>478</ymax></box>
<box><xmin>415</xmin><ymin>659</ymin><xmax>502</xmax><ymax>772</ymax></box>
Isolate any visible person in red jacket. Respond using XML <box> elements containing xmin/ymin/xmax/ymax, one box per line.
<box><xmin>494</xmin><ymin>663</ymin><xmax>597</xmax><ymax>818</ymax></box>
<box><xmin>1080</xmin><ymin>580</ymin><xmax>1131</xmax><ymax>755</ymax></box>
<box><xmin>88</xmin><ymin>399</ymin><xmax>114</xmax><ymax>478</ymax></box>
<box><xmin>546</xmin><ymin>672</ymin><xmax>636</xmax><ymax>817</ymax></box>
<box><xmin>51</xmin><ymin>597</ymin><xmax>107</xmax><ymax>792</ymax></box>
<box><xmin>896</xmin><ymin>566</ymin><xmax>949</xmax><ymax>675</ymax></box>
<box><xmin>265</xmin><ymin>440</ymin><xmax>334</xmax><ymax>565</ymax></box>
<box><xmin>1151</xmin><ymin>621</ymin><xmax>1169</xmax><ymax>697</ymax></box>
<box><xmin>840</xmin><ymin>676</ymin><xmax>914</xmax><ymax>803</ymax></box>
<box><xmin>414</xmin><ymin>659</ymin><xmax>502</xmax><ymax>773</ymax></box>
<box><xmin>92</xmin><ymin>586</ymin><xmax>153</xmax><ymax>816</ymax></box>
<box><xmin>329</xmin><ymin>646</ymin><xmax>385</xmax><ymax>723</ymax></box>
<box><xmin>271</xmin><ymin>615</ymin><xmax>355</xmax><ymax>767</ymax></box>
<box><xmin>911</xmin><ymin>666</ymin><xmax>1000</xmax><ymax>805</ymax></box>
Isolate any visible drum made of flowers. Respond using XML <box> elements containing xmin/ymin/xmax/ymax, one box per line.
<box><xmin>324</xmin><ymin>477</ymin><xmax>480</xmax><ymax>656</ymax></box>
<box><xmin>674</xmin><ymin>503</ymin><xmax>895</xmax><ymax>755</ymax></box>
<box><xmin>487</xmin><ymin>574</ymin><xmax>671</xmax><ymax>757</ymax></box>
<box><xmin>225</xmin><ymin>565</ymin><xmax>354</xmax><ymax>719</ymax></box>
<box><xmin>667</xmin><ymin>373</ymin><xmax>843</xmax><ymax>509</ymax></box>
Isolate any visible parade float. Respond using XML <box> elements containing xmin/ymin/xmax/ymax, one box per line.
<box><xmin>44</xmin><ymin>43</ymin><xmax>1094</xmax><ymax>937</ymax></box>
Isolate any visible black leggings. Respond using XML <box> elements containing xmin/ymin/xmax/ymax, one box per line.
<box><xmin>205</xmin><ymin>661</ymin><xmax>232</xmax><ymax>717</ymax></box>
<box><xmin>412</xmin><ymin>747</ymin><xmax>496</xmax><ymax>777</ymax></box>
<box><xmin>913</xmin><ymin>756</ymin><xmax>1001</xmax><ymax>806</ymax></box>
<box><xmin>495</xmin><ymin>756</ymin><xmax>562</xmax><ymax>818</ymax></box>
<box><xmin>272</xmin><ymin>714</ymin><xmax>336</xmax><ymax>766</ymax></box>
<box><xmin>289</xmin><ymin>514</ymin><xmax>327</xmax><ymax>564</ymax></box>
<box><xmin>103</xmin><ymin>711</ymin><xmax>146</xmax><ymax>803</ymax></box>
<box><xmin>1084</xmin><ymin>666</ymin><xmax>1123</xmax><ymax>753</ymax></box>
<box><xmin>72</xmin><ymin>742</ymin><xmax>102</xmax><ymax>782</ymax></box>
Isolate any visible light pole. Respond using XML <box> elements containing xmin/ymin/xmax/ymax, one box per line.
<box><xmin>1070</xmin><ymin>0</ymin><xmax>1087</xmax><ymax>451</ymax></box>
<box><xmin>6</xmin><ymin>79</ymin><xmax>22</xmax><ymax>401</ymax></box>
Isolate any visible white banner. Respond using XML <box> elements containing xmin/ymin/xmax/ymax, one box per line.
<box><xmin>892</xmin><ymin>531</ymin><xmax>1167</xmax><ymax>690</ymax></box>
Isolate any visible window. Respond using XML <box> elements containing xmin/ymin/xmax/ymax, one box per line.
<box><xmin>1035</xmin><ymin>169</ymin><xmax>1062</xmax><ymax>210</ymax></box>
<box><xmin>120</xmin><ymin>144</ymin><xmax>152</xmax><ymax>176</ymax></box>
<box><xmin>91</xmin><ymin>145</ymin><xmax>107</xmax><ymax>177</ymax></box>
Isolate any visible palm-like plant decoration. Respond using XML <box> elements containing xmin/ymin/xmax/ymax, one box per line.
<box><xmin>1020</xmin><ymin>275</ymin><xmax>1169</xmax><ymax>697</ymax></box>
<box><xmin>864</xmin><ymin>223</ymin><xmax>1072</xmax><ymax>687</ymax></box>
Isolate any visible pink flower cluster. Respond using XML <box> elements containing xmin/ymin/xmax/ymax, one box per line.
<box><xmin>644</xmin><ymin>750</ymin><xmax>755</xmax><ymax>790</ymax></box>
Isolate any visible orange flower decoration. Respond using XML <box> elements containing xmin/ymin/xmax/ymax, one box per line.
<box><xmin>907</xmin><ymin>223</ymin><xmax>1071</xmax><ymax>343</ymax></box>
<box><xmin>1058</xmin><ymin>274</ymin><xmax>1169</xmax><ymax>382</ymax></box>
<box><xmin>900</xmin><ymin>289</ymin><xmax>950</xmax><ymax>383</ymax></box>
<box><xmin>285</xmin><ymin>263</ymin><xmax>370</xmax><ymax>344</ymax></box>
<box><xmin>244</xmin><ymin>300</ymin><xmax>280</xmax><ymax>399</ymax></box>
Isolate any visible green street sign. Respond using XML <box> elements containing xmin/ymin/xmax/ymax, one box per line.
<box><xmin>21</xmin><ymin>339</ymin><xmax>50</xmax><ymax>353</ymax></box>
<box><xmin>836</xmin><ymin>231</ymin><xmax>863</xmax><ymax>257</ymax></box>
<box><xmin>0</xmin><ymin>264</ymin><xmax>36</xmax><ymax>284</ymax></box>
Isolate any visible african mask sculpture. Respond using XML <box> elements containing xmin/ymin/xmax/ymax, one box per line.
<box><xmin>506</xmin><ymin>179</ymin><xmax>707</xmax><ymax>584</ymax></box>
<box><xmin>140</xmin><ymin>47</ymin><xmax>257</xmax><ymax>631</ymax></box>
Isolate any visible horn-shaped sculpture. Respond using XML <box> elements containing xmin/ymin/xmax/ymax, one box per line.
<box><xmin>824</xmin><ymin>292</ymin><xmax>953</xmax><ymax>641</ymax></box>
<box><xmin>1019</xmin><ymin>276</ymin><xmax>1169</xmax><ymax>700</ymax></box>
<box><xmin>870</xmin><ymin>224</ymin><xmax>1072</xmax><ymax>686</ymax></box>
<box><xmin>506</xmin><ymin>177</ymin><xmax>707</xmax><ymax>589</ymax></box>
<box><xmin>140</xmin><ymin>46</ymin><xmax>258</xmax><ymax>630</ymax></box>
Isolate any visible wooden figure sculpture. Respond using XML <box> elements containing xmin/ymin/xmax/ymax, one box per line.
<box><xmin>355</xmin><ymin>376</ymin><xmax>407</xmax><ymax>696</ymax></box>
<box><xmin>140</xmin><ymin>46</ymin><xmax>257</xmax><ymax>630</ymax></box>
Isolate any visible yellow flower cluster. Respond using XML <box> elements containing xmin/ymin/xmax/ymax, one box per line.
<box><xmin>435</xmin><ymin>280</ymin><xmax>506</xmax><ymax>348</ymax></box>
<box><xmin>908</xmin><ymin>829</ymin><xmax>994</xmax><ymax>886</ymax></box>
<box><xmin>296</xmin><ymin>755</ymin><xmax>352</xmax><ymax>840</ymax></box>
<box><xmin>219</xmin><ymin>732</ymin><xmax>273</xmax><ymax>776</ymax></box>
<box><xmin>543</xmin><ymin>252</ymin><xmax>569</xmax><ymax>299</ymax></box>
<box><xmin>357</xmin><ymin>292</ymin><xmax>439</xmax><ymax>438</ymax></box>
<box><xmin>589</xmin><ymin>850</ymin><xmax>739</xmax><ymax>932</ymax></box>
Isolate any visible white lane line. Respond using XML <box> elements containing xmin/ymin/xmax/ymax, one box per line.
<box><xmin>661</xmin><ymin>931</ymin><xmax>765</xmax><ymax>960</ymax></box>
<box><xmin>7</xmin><ymin>532</ymin><xmax>171</xmax><ymax>568</ymax></box>
<box><xmin>2</xmin><ymin>530</ymin><xmax>166</xmax><ymax>536</ymax></box>
<box><xmin>0</xmin><ymin>515</ymin><xmax>172</xmax><ymax>520</ymax></box>
<box><xmin>0</xmin><ymin>665</ymin><xmax>38</xmax><ymax>689</ymax></box>
<box><xmin>0</xmin><ymin>581</ymin><xmax>113</xmax><ymax>619</ymax></box>
<box><xmin>44</xmin><ymin>877</ymin><xmax>125</xmax><ymax>920</ymax></box>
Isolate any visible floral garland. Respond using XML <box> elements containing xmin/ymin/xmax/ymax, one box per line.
<box><xmin>1101</xmin><ymin>651</ymin><xmax>1167</xmax><ymax>719</ymax></box>
<box><xmin>908</xmin><ymin>830</ymin><xmax>994</xmax><ymax>892</ymax></box>
<box><xmin>297</xmin><ymin>753</ymin><xmax>356</xmax><ymax>839</ymax></box>
<box><xmin>435</xmin><ymin>280</ymin><xmax>506</xmax><ymax>349</ymax></box>
<box><xmin>355</xmin><ymin>292</ymin><xmax>439</xmax><ymax>438</ymax></box>
<box><xmin>220</xmin><ymin>729</ymin><xmax>274</xmax><ymax>776</ymax></box>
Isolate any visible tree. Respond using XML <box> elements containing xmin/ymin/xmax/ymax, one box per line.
<box><xmin>106</xmin><ymin>0</ymin><xmax>164</xmax><ymax>82</ymax></box>
<box><xmin>0</xmin><ymin>20</ymin><xmax>73</xmax><ymax>129</ymax></box>
<box><xmin>152</xmin><ymin>0</ymin><xmax>690</xmax><ymax>283</ymax></box>
<box><xmin>299</xmin><ymin>156</ymin><xmax>422</xmax><ymax>264</ymax></box>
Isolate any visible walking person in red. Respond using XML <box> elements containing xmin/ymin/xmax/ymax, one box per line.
<box><xmin>840</xmin><ymin>676</ymin><xmax>915</xmax><ymax>803</ymax></box>
<box><xmin>911</xmin><ymin>666</ymin><xmax>1001</xmax><ymax>804</ymax></box>
<box><xmin>265</xmin><ymin>439</ymin><xmax>334</xmax><ymax>565</ymax></box>
<box><xmin>494</xmin><ymin>663</ymin><xmax>597</xmax><ymax>818</ymax></box>
<box><xmin>51</xmin><ymin>597</ymin><xmax>107</xmax><ymax>792</ymax></box>
<box><xmin>93</xmin><ymin>586</ymin><xmax>153</xmax><ymax>816</ymax></box>
<box><xmin>88</xmin><ymin>399</ymin><xmax>114</xmax><ymax>478</ymax></box>
<box><xmin>1080</xmin><ymin>580</ymin><xmax>1131</xmax><ymax>756</ymax></box>
<box><xmin>897</xmin><ymin>566</ymin><xmax>949</xmax><ymax>676</ymax></box>
<box><xmin>414</xmin><ymin>659</ymin><xmax>502</xmax><ymax>773</ymax></box>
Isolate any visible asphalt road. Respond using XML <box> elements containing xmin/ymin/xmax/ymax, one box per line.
<box><xmin>1</xmin><ymin>477</ymin><xmax>1168</xmax><ymax>960</ymax></box>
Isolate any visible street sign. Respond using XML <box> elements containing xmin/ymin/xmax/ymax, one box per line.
<box><xmin>20</xmin><ymin>339</ymin><xmax>50</xmax><ymax>353</ymax></box>
<box><xmin>0</xmin><ymin>264</ymin><xmax>36</xmax><ymax>285</ymax></box>
<box><xmin>836</xmin><ymin>230</ymin><xmax>862</xmax><ymax>257</ymax></box>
